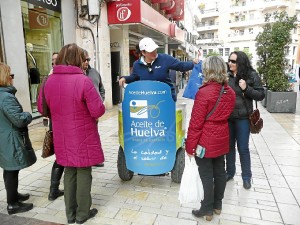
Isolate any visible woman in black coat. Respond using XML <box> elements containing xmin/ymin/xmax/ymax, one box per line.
<box><xmin>226</xmin><ymin>51</ymin><xmax>265</xmax><ymax>189</ymax></box>
<box><xmin>0</xmin><ymin>63</ymin><xmax>36</xmax><ymax>214</ymax></box>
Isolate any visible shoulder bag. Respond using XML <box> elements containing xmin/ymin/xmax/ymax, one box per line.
<box><xmin>243</xmin><ymin>98</ymin><xmax>263</xmax><ymax>134</ymax></box>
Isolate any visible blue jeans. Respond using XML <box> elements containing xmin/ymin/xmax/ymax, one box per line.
<box><xmin>226</xmin><ymin>119</ymin><xmax>252</xmax><ymax>181</ymax></box>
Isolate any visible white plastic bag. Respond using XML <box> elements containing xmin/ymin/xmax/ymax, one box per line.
<box><xmin>178</xmin><ymin>155</ymin><xmax>204</xmax><ymax>204</ymax></box>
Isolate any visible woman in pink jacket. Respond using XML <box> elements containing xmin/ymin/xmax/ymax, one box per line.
<box><xmin>186</xmin><ymin>56</ymin><xmax>235</xmax><ymax>221</ymax></box>
<box><xmin>38</xmin><ymin>43</ymin><xmax>105</xmax><ymax>224</ymax></box>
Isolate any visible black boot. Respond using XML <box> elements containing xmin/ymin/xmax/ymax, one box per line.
<box><xmin>48</xmin><ymin>165</ymin><xmax>64</xmax><ymax>201</ymax></box>
<box><xmin>7</xmin><ymin>201</ymin><xmax>33</xmax><ymax>215</ymax></box>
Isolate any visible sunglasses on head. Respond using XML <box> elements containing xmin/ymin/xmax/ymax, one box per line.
<box><xmin>228</xmin><ymin>59</ymin><xmax>237</xmax><ymax>64</ymax></box>
<box><xmin>10</xmin><ymin>74</ymin><xmax>14</xmax><ymax>79</ymax></box>
<box><xmin>85</xmin><ymin>58</ymin><xmax>91</xmax><ymax>62</ymax></box>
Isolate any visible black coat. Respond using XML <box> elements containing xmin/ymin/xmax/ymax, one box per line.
<box><xmin>228</xmin><ymin>70</ymin><xmax>265</xmax><ymax>119</ymax></box>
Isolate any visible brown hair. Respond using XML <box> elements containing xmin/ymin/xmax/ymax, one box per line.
<box><xmin>0</xmin><ymin>63</ymin><xmax>12</xmax><ymax>87</ymax></box>
<box><xmin>56</xmin><ymin>43</ymin><xmax>85</xmax><ymax>68</ymax></box>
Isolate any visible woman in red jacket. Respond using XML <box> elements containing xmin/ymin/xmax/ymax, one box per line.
<box><xmin>186</xmin><ymin>56</ymin><xmax>235</xmax><ymax>221</ymax></box>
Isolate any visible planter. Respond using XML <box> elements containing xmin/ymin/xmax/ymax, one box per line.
<box><xmin>261</xmin><ymin>87</ymin><xmax>267</xmax><ymax>108</ymax></box>
<box><xmin>266</xmin><ymin>90</ymin><xmax>297</xmax><ymax>113</ymax></box>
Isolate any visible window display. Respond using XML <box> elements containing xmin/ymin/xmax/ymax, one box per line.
<box><xmin>21</xmin><ymin>1</ymin><xmax>62</xmax><ymax>114</ymax></box>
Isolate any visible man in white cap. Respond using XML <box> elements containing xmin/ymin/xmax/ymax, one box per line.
<box><xmin>119</xmin><ymin>37</ymin><xmax>199</xmax><ymax>101</ymax></box>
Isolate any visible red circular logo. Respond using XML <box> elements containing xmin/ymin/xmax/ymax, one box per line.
<box><xmin>117</xmin><ymin>7</ymin><xmax>131</xmax><ymax>21</ymax></box>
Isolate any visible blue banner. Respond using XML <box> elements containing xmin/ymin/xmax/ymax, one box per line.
<box><xmin>122</xmin><ymin>81</ymin><xmax>176</xmax><ymax>175</ymax></box>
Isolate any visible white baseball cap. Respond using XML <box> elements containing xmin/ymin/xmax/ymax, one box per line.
<box><xmin>139</xmin><ymin>38</ymin><xmax>159</xmax><ymax>52</ymax></box>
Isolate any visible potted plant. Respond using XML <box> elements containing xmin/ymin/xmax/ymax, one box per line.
<box><xmin>256</xmin><ymin>11</ymin><xmax>297</xmax><ymax>113</ymax></box>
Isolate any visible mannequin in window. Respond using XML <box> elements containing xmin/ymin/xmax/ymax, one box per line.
<box><xmin>26</xmin><ymin>43</ymin><xmax>40</xmax><ymax>104</ymax></box>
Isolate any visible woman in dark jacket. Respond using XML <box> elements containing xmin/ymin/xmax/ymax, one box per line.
<box><xmin>226</xmin><ymin>51</ymin><xmax>265</xmax><ymax>189</ymax></box>
<box><xmin>0</xmin><ymin>63</ymin><xmax>37</xmax><ymax>214</ymax></box>
<box><xmin>186</xmin><ymin>56</ymin><xmax>235</xmax><ymax>221</ymax></box>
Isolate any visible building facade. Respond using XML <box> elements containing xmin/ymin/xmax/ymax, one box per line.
<box><xmin>196</xmin><ymin>0</ymin><xmax>299</xmax><ymax>68</ymax></box>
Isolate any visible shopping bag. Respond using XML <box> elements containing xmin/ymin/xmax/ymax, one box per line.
<box><xmin>182</xmin><ymin>61</ymin><xmax>203</xmax><ymax>100</ymax></box>
<box><xmin>178</xmin><ymin>155</ymin><xmax>204</xmax><ymax>204</ymax></box>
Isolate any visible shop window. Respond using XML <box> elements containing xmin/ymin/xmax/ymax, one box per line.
<box><xmin>225</xmin><ymin>48</ymin><xmax>230</xmax><ymax>56</ymax></box>
<box><xmin>218</xmin><ymin>48</ymin><xmax>223</xmax><ymax>56</ymax></box>
<box><xmin>21</xmin><ymin>1</ymin><xmax>62</xmax><ymax>114</ymax></box>
<box><xmin>203</xmin><ymin>49</ymin><xmax>207</xmax><ymax>57</ymax></box>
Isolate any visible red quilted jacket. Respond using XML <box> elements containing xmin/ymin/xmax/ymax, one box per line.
<box><xmin>186</xmin><ymin>82</ymin><xmax>235</xmax><ymax>158</ymax></box>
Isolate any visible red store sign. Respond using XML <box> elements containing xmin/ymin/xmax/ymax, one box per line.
<box><xmin>108</xmin><ymin>0</ymin><xmax>184</xmax><ymax>42</ymax></box>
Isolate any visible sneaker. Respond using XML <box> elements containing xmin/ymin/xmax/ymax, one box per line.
<box><xmin>243</xmin><ymin>180</ymin><xmax>251</xmax><ymax>189</ymax></box>
<box><xmin>76</xmin><ymin>208</ymin><xmax>98</xmax><ymax>224</ymax></box>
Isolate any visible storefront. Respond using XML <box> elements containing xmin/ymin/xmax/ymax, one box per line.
<box><xmin>0</xmin><ymin>0</ymin><xmax>76</xmax><ymax>115</ymax></box>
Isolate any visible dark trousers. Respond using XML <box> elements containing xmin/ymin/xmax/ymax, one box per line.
<box><xmin>226</xmin><ymin>119</ymin><xmax>251</xmax><ymax>181</ymax></box>
<box><xmin>64</xmin><ymin>167</ymin><xmax>92</xmax><ymax>222</ymax></box>
<box><xmin>3</xmin><ymin>170</ymin><xmax>19</xmax><ymax>204</ymax></box>
<box><xmin>195</xmin><ymin>155</ymin><xmax>226</xmax><ymax>213</ymax></box>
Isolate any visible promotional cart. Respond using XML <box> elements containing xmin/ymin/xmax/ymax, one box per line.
<box><xmin>117</xmin><ymin>81</ymin><xmax>186</xmax><ymax>183</ymax></box>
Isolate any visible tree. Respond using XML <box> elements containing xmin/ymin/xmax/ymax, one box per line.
<box><xmin>205</xmin><ymin>51</ymin><xmax>220</xmax><ymax>58</ymax></box>
<box><xmin>256</xmin><ymin>11</ymin><xmax>297</xmax><ymax>92</ymax></box>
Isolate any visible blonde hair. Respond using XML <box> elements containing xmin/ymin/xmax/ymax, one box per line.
<box><xmin>202</xmin><ymin>56</ymin><xmax>228</xmax><ymax>84</ymax></box>
<box><xmin>0</xmin><ymin>63</ymin><xmax>11</xmax><ymax>87</ymax></box>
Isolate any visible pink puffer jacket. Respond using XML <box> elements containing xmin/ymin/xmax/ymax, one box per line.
<box><xmin>38</xmin><ymin>65</ymin><xmax>105</xmax><ymax>167</ymax></box>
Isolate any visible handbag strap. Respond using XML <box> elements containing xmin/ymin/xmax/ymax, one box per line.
<box><xmin>242</xmin><ymin>94</ymin><xmax>257</xmax><ymax>117</ymax></box>
<box><xmin>206</xmin><ymin>85</ymin><xmax>224</xmax><ymax>120</ymax></box>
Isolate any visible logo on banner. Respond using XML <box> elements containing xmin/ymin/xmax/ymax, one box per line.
<box><xmin>130</xmin><ymin>100</ymin><xmax>148</xmax><ymax>118</ymax></box>
<box><xmin>117</xmin><ymin>7</ymin><xmax>131</xmax><ymax>21</ymax></box>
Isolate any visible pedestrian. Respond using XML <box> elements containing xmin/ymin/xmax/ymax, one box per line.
<box><xmin>37</xmin><ymin>43</ymin><xmax>105</xmax><ymax>224</ymax></box>
<box><xmin>119</xmin><ymin>37</ymin><xmax>199</xmax><ymax>101</ymax></box>
<box><xmin>185</xmin><ymin>56</ymin><xmax>235</xmax><ymax>221</ymax></box>
<box><xmin>226</xmin><ymin>51</ymin><xmax>265</xmax><ymax>189</ymax></box>
<box><xmin>169</xmin><ymin>69</ymin><xmax>179</xmax><ymax>97</ymax></box>
<box><xmin>82</xmin><ymin>49</ymin><xmax>105</xmax><ymax>168</ymax></box>
<box><xmin>0</xmin><ymin>63</ymin><xmax>37</xmax><ymax>215</ymax></box>
<box><xmin>83</xmin><ymin>50</ymin><xmax>105</xmax><ymax>102</ymax></box>
<box><xmin>46</xmin><ymin>52</ymin><xmax>65</xmax><ymax>201</ymax></box>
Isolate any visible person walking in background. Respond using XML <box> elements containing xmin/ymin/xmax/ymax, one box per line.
<box><xmin>83</xmin><ymin>49</ymin><xmax>105</xmax><ymax>168</ymax></box>
<box><xmin>0</xmin><ymin>63</ymin><xmax>37</xmax><ymax>215</ymax></box>
<box><xmin>226</xmin><ymin>51</ymin><xmax>265</xmax><ymax>190</ymax></box>
<box><xmin>119</xmin><ymin>37</ymin><xmax>199</xmax><ymax>101</ymax></box>
<box><xmin>38</xmin><ymin>43</ymin><xmax>105</xmax><ymax>224</ymax></box>
<box><xmin>185</xmin><ymin>56</ymin><xmax>235</xmax><ymax>221</ymax></box>
<box><xmin>46</xmin><ymin>52</ymin><xmax>65</xmax><ymax>201</ymax></box>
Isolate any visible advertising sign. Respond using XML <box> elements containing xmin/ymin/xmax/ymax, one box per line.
<box><xmin>122</xmin><ymin>81</ymin><xmax>176</xmax><ymax>175</ymax></box>
<box><xmin>26</xmin><ymin>0</ymin><xmax>61</xmax><ymax>12</ymax></box>
<box><xmin>107</xmin><ymin>0</ymin><xmax>141</xmax><ymax>24</ymax></box>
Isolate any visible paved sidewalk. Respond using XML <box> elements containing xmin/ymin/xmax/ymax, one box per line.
<box><xmin>0</xmin><ymin>88</ymin><xmax>300</xmax><ymax>225</ymax></box>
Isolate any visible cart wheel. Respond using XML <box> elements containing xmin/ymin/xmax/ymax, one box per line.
<box><xmin>117</xmin><ymin>146</ymin><xmax>134</xmax><ymax>181</ymax></box>
<box><xmin>171</xmin><ymin>147</ymin><xmax>185</xmax><ymax>183</ymax></box>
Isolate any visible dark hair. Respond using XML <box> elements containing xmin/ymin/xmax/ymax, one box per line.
<box><xmin>56</xmin><ymin>43</ymin><xmax>85</xmax><ymax>68</ymax></box>
<box><xmin>52</xmin><ymin>52</ymin><xmax>59</xmax><ymax>56</ymax></box>
<box><xmin>229</xmin><ymin>51</ymin><xmax>254</xmax><ymax>84</ymax></box>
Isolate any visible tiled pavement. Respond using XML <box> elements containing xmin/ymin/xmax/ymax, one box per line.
<box><xmin>0</xmin><ymin>88</ymin><xmax>300</xmax><ymax>225</ymax></box>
